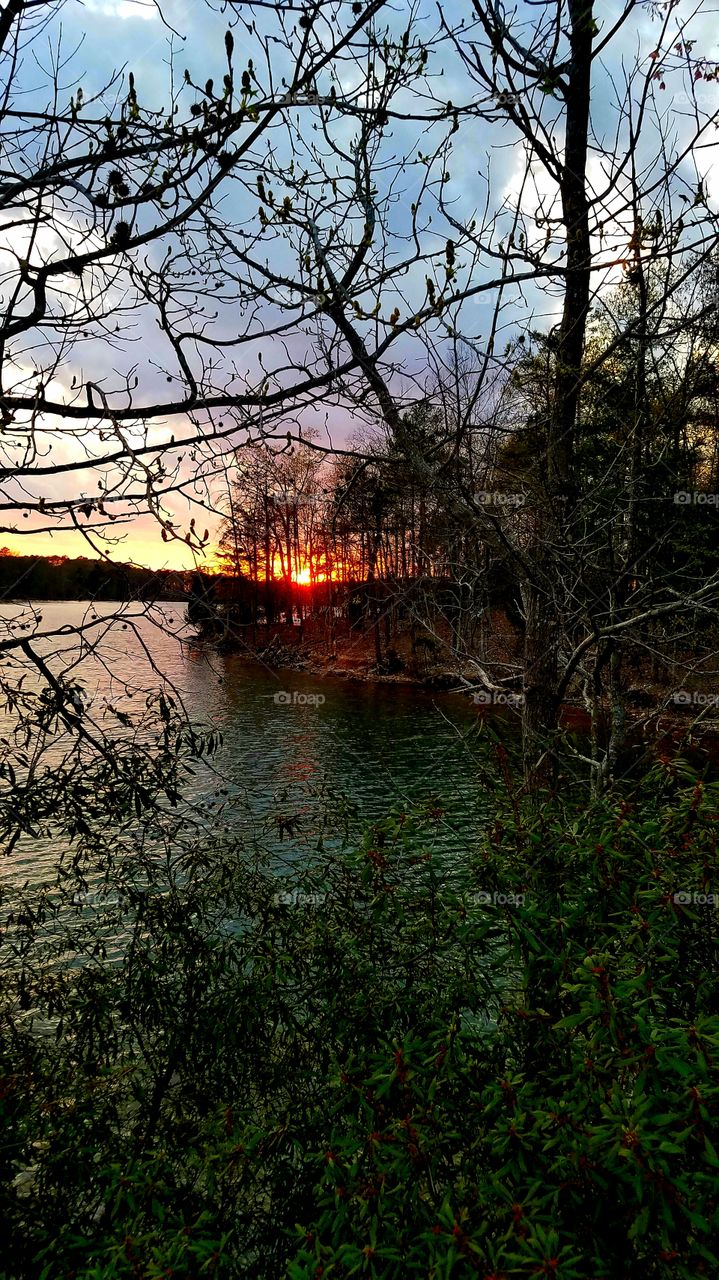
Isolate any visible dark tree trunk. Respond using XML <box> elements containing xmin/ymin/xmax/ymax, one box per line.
<box><xmin>521</xmin><ymin>0</ymin><xmax>594</xmax><ymax>788</ymax></box>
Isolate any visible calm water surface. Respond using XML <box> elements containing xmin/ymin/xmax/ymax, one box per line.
<box><xmin>0</xmin><ymin>602</ymin><xmax>503</xmax><ymax>890</ymax></box>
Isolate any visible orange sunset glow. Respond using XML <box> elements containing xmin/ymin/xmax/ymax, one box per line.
<box><xmin>1</xmin><ymin>530</ymin><xmax>214</xmax><ymax>573</ymax></box>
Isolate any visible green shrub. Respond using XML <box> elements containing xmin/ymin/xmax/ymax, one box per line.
<box><xmin>2</xmin><ymin>752</ymin><xmax>719</xmax><ymax>1278</ymax></box>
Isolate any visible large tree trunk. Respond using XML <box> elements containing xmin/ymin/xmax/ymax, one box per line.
<box><xmin>521</xmin><ymin>0</ymin><xmax>594</xmax><ymax>788</ymax></box>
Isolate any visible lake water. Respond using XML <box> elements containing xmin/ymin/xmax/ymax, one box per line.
<box><xmin>0</xmin><ymin>602</ymin><xmax>502</xmax><ymax>892</ymax></box>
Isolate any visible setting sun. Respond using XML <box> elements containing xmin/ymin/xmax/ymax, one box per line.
<box><xmin>268</xmin><ymin>554</ymin><xmax>333</xmax><ymax>585</ymax></box>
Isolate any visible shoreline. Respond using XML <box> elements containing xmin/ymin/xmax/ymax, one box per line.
<box><xmin>206</xmin><ymin>625</ymin><xmax>719</xmax><ymax>754</ymax></box>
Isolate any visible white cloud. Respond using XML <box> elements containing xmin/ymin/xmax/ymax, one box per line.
<box><xmin>82</xmin><ymin>0</ymin><xmax>157</xmax><ymax>20</ymax></box>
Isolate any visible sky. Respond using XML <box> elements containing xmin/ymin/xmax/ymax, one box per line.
<box><xmin>1</xmin><ymin>0</ymin><xmax>718</xmax><ymax>571</ymax></box>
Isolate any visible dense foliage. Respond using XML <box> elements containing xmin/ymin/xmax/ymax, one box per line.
<box><xmin>2</xmin><ymin>734</ymin><xmax>719</xmax><ymax>1279</ymax></box>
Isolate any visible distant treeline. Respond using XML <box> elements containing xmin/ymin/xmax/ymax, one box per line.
<box><xmin>0</xmin><ymin>552</ymin><xmax>193</xmax><ymax>602</ymax></box>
